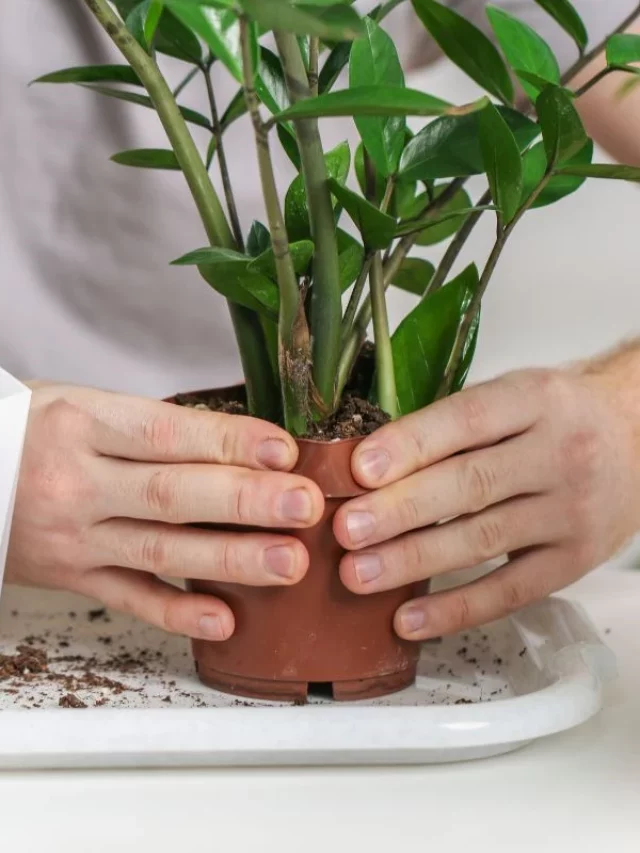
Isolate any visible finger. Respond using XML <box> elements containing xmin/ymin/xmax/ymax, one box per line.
<box><xmin>90</xmin><ymin>519</ymin><xmax>309</xmax><ymax>585</ymax></box>
<box><xmin>392</xmin><ymin>545</ymin><xmax>570</xmax><ymax>640</ymax></box>
<box><xmin>95</xmin><ymin>459</ymin><xmax>324</xmax><ymax>527</ymax></box>
<box><xmin>340</xmin><ymin>496</ymin><xmax>568</xmax><ymax>595</ymax></box>
<box><xmin>86</xmin><ymin>391</ymin><xmax>299</xmax><ymax>471</ymax></box>
<box><xmin>351</xmin><ymin>371</ymin><xmax>547</xmax><ymax>488</ymax></box>
<box><xmin>75</xmin><ymin>566</ymin><xmax>235</xmax><ymax>641</ymax></box>
<box><xmin>335</xmin><ymin>432</ymin><xmax>555</xmax><ymax>550</ymax></box>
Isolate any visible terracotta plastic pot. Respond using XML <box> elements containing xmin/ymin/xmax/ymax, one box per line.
<box><xmin>169</xmin><ymin>386</ymin><xmax>421</xmax><ymax>702</ymax></box>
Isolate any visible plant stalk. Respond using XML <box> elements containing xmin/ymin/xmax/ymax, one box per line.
<box><xmin>369</xmin><ymin>254</ymin><xmax>398</xmax><ymax>418</ymax></box>
<box><xmin>308</xmin><ymin>37</ymin><xmax>319</xmax><ymax>97</ymax></box>
<box><xmin>574</xmin><ymin>66</ymin><xmax>613</xmax><ymax>98</ymax></box>
<box><xmin>340</xmin><ymin>254</ymin><xmax>373</xmax><ymax>344</ymax></box>
<box><xmin>173</xmin><ymin>65</ymin><xmax>199</xmax><ymax>98</ymax></box>
<box><xmin>240</xmin><ymin>18</ymin><xmax>308</xmax><ymax>434</ymax></box>
<box><xmin>203</xmin><ymin>66</ymin><xmax>244</xmax><ymax>250</ymax></box>
<box><xmin>84</xmin><ymin>0</ymin><xmax>276</xmax><ymax>420</ymax></box>
<box><xmin>275</xmin><ymin>31</ymin><xmax>342</xmax><ymax>415</ymax></box>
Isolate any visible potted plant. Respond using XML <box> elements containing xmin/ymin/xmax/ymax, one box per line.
<box><xmin>38</xmin><ymin>0</ymin><xmax>640</xmax><ymax>701</ymax></box>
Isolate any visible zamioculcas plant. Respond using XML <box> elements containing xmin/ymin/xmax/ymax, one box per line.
<box><xmin>39</xmin><ymin>0</ymin><xmax>640</xmax><ymax>701</ymax></box>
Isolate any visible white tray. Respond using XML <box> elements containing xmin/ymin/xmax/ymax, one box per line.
<box><xmin>0</xmin><ymin>586</ymin><xmax>615</xmax><ymax>768</ymax></box>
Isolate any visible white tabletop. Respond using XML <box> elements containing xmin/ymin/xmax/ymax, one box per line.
<box><xmin>0</xmin><ymin>557</ymin><xmax>637</xmax><ymax>853</ymax></box>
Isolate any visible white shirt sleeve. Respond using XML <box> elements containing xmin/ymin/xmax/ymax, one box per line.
<box><xmin>0</xmin><ymin>371</ymin><xmax>31</xmax><ymax>591</ymax></box>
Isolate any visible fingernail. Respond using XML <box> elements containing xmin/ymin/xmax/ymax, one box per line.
<box><xmin>353</xmin><ymin>553</ymin><xmax>382</xmax><ymax>585</ymax></box>
<box><xmin>198</xmin><ymin>615</ymin><xmax>225</xmax><ymax>641</ymax></box>
<box><xmin>257</xmin><ymin>438</ymin><xmax>292</xmax><ymax>470</ymax></box>
<box><xmin>280</xmin><ymin>488</ymin><xmax>313</xmax><ymax>522</ymax></box>
<box><xmin>265</xmin><ymin>545</ymin><xmax>295</xmax><ymax>579</ymax></box>
<box><xmin>399</xmin><ymin>606</ymin><xmax>425</xmax><ymax>635</ymax></box>
<box><xmin>346</xmin><ymin>511</ymin><xmax>376</xmax><ymax>545</ymax></box>
<box><xmin>356</xmin><ymin>448</ymin><xmax>390</xmax><ymax>483</ymax></box>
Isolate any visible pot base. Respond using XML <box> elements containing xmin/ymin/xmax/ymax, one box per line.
<box><xmin>196</xmin><ymin>662</ymin><xmax>416</xmax><ymax>703</ymax></box>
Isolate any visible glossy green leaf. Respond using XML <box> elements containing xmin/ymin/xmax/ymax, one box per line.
<box><xmin>537</xmin><ymin>84</ymin><xmax>588</xmax><ymax>166</ymax></box>
<box><xmin>533</xmin><ymin>0</ymin><xmax>587</xmax><ymax>53</ymax></box>
<box><xmin>478</xmin><ymin>101</ymin><xmax>522</xmax><ymax>224</ymax></box>
<box><xmin>285</xmin><ymin>140</ymin><xmax>351</xmax><ymax>241</ymax></box>
<box><xmin>349</xmin><ymin>17</ymin><xmax>406</xmax><ymax>177</ymax></box>
<box><xmin>257</xmin><ymin>49</ymin><xmax>296</xmax><ymax>142</ymax></box>
<box><xmin>606</xmin><ymin>33</ymin><xmax>640</xmax><ymax>67</ymax></box>
<box><xmin>77</xmin><ymin>84</ymin><xmax>212</xmax><ymax>129</ymax></box>
<box><xmin>390</xmin><ymin>258</ymin><xmax>435</xmax><ymax>296</ymax></box>
<box><xmin>239</xmin><ymin>0</ymin><xmax>365</xmax><ymax>39</ymax></box>
<box><xmin>355</xmin><ymin>141</ymin><xmax>386</xmax><ymax>205</ymax></box>
<box><xmin>397</xmin><ymin>205</ymin><xmax>493</xmax><ymax>240</ymax></box>
<box><xmin>163</xmin><ymin>0</ymin><xmax>235</xmax><ymax>8</ymax></box>
<box><xmin>126</xmin><ymin>0</ymin><xmax>163</xmax><ymax>50</ymax></box>
<box><xmin>486</xmin><ymin>6</ymin><xmax>560</xmax><ymax>100</ymax></box>
<box><xmin>391</xmin><ymin>263</ymin><xmax>479</xmax><ymax>414</ymax></box>
<box><xmin>327</xmin><ymin>179</ymin><xmax>396</xmax><ymax>249</ymax></box>
<box><xmin>555</xmin><ymin>162</ymin><xmax>640</xmax><ymax>181</ymax></box>
<box><xmin>319</xmin><ymin>41</ymin><xmax>352</xmax><ymax>93</ymax></box>
<box><xmin>33</xmin><ymin>65</ymin><xmax>142</xmax><ymax>87</ymax></box>
<box><xmin>520</xmin><ymin>138</ymin><xmax>593</xmax><ymax>207</ymax></box>
<box><xmin>111</xmin><ymin>148</ymin><xmax>181</xmax><ymax>169</ymax></box>
<box><xmin>171</xmin><ymin>247</ymin><xmax>279</xmax><ymax>316</ymax></box>
<box><xmin>399</xmin><ymin>107</ymin><xmax>538</xmax><ymax>181</ymax></box>
<box><xmin>246</xmin><ymin>221</ymin><xmax>271</xmax><ymax>258</ymax></box>
<box><xmin>249</xmin><ymin>240</ymin><xmax>315</xmax><ymax>280</ymax></box>
<box><xmin>401</xmin><ymin>185</ymin><xmax>476</xmax><ymax>247</ymax></box>
<box><xmin>514</xmin><ymin>69</ymin><xmax>561</xmax><ymax>93</ymax></box>
<box><xmin>411</xmin><ymin>0</ymin><xmax>513</xmax><ymax>104</ymax></box>
<box><xmin>278</xmin><ymin>124</ymin><xmax>302</xmax><ymax>168</ymax></box>
<box><xmin>337</xmin><ymin>229</ymin><xmax>365</xmax><ymax>292</ymax></box>
<box><xmin>270</xmin><ymin>86</ymin><xmax>452</xmax><ymax>123</ymax></box>
<box><xmin>114</xmin><ymin>1</ymin><xmax>204</xmax><ymax>62</ymax></box>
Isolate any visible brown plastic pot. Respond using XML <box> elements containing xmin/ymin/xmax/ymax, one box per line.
<box><xmin>168</xmin><ymin>385</ymin><xmax>421</xmax><ymax>703</ymax></box>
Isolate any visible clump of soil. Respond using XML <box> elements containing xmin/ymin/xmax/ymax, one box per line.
<box><xmin>59</xmin><ymin>694</ymin><xmax>87</xmax><ymax>709</ymax></box>
<box><xmin>305</xmin><ymin>394</ymin><xmax>390</xmax><ymax>441</ymax></box>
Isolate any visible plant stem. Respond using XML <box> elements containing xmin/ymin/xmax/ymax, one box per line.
<box><xmin>373</xmin><ymin>0</ymin><xmax>407</xmax><ymax>22</ymax></box>
<box><xmin>369</xmin><ymin>254</ymin><xmax>398</xmax><ymax>418</ymax></box>
<box><xmin>275</xmin><ymin>32</ymin><xmax>342</xmax><ymax>415</ymax></box>
<box><xmin>574</xmin><ymin>66</ymin><xmax>613</xmax><ymax>97</ymax></box>
<box><xmin>340</xmin><ymin>253</ymin><xmax>373</xmax><ymax>343</ymax></box>
<box><xmin>202</xmin><ymin>66</ymin><xmax>244</xmax><ymax>250</ymax></box>
<box><xmin>173</xmin><ymin>65</ymin><xmax>199</xmax><ymax>98</ymax></box>
<box><xmin>569</xmin><ymin>3</ymin><xmax>640</xmax><ymax>75</ymax></box>
<box><xmin>308</xmin><ymin>37</ymin><xmax>319</xmax><ymax>97</ymax></box>
<box><xmin>84</xmin><ymin>0</ymin><xmax>276</xmax><ymax>421</ymax></box>
<box><xmin>240</xmin><ymin>18</ymin><xmax>308</xmax><ymax>434</ymax></box>
<box><xmin>437</xmin><ymin>175</ymin><xmax>553</xmax><ymax>398</ymax></box>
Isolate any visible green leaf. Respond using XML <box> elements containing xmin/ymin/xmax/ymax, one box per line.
<box><xmin>278</xmin><ymin>124</ymin><xmax>302</xmax><ymax>168</ymax></box>
<box><xmin>126</xmin><ymin>0</ymin><xmax>164</xmax><ymax>51</ymax></box>
<box><xmin>239</xmin><ymin>0</ymin><xmax>365</xmax><ymax>40</ymax></box>
<box><xmin>390</xmin><ymin>258</ymin><xmax>435</xmax><ymax>296</ymax></box>
<box><xmin>533</xmin><ymin>0</ymin><xmax>587</xmax><ymax>54</ymax></box>
<box><xmin>327</xmin><ymin>178</ymin><xmax>396</xmax><ymax>249</ymax></box>
<box><xmin>349</xmin><ymin>17</ymin><xmax>406</xmax><ymax>177</ymax></box>
<box><xmin>391</xmin><ymin>264</ymin><xmax>479</xmax><ymax>414</ymax></box>
<box><xmin>32</xmin><ymin>65</ymin><xmax>142</xmax><ymax>86</ymax></box>
<box><xmin>514</xmin><ymin>68</ymin><xmax>562</xmax><ymax>93</ymax></box>
<box><xmin>318</xmin><ymin>41</ymin><xmax>352</xmax><ymax>93</ymax></box>
<box><xmin>520</xmin><ymin>138</ymin><xmax>593</xmax><ymax>207</ymax></box>
<box><xmin>78</xmin><ymin>84</ymin><xmax>212</xmax><ymax>129</ymax></box>
<box><xmin>111</xmin><ymin>148</ymin><xmax>181</xmax><ymax>169</ymax></box>
<box><xmin>270</xmin><ymin>85</ymin><xmax>453</xmax><ymax>123</ymax></box>
<box><xmin>248</xmin><ymin>240</ymin><xmax>315</xmax><ymax>279</ymax></box>
<box><xmin>606</xmin><ymin>33</ymin><xmax>640</xmax><ymax>67</ymax></box>
<box><xmin>555</xmin><ymin>162</ymin><xmax>640</xmax><ymax>182</ymax></box>
<box><xmin>486</xmin><ymin>6</ymin><xmax>560</xmax><ymax>100</ymax></box>
<box><xmin>337</xmin><ymin>229</ymin><xmax>365</xmax><ymax>292</ymax></box>
<box><xmin>113</xmin><ymin>1</ymin><xmax>203</xmax><ymax>63</ymax></box>
<box><xmin>165</xmin><ymin>5</ymin><xmax>257</xmax><ymax>82</ymax></box>
<box><xmin>537</xmin><ymin>84</ymin><xmax>588</xmax><ymax>166</ymax></box>
<box><xmin>399</xmin><ymin>107</ymin><xmax>538</xmax><ymax>181</ymax></box>
<box><xmin>285</xmin><ymin>140</ymin><xmax>351</xmax><ymax>241</ymax></box>
<box><xmin>411</xmin><ymin>0</ymin><xmax>513</xmax><ymax>104</ymax></box>
<box><xmin>396</xmin><ymin>203</ymin><xmax>493</xmax><ymax>242</ymax></box>
<box><xmin>171</xmin><ymin>247</ymin><xmax>279</xmax><ymax>316</ymax></box>
<box><xmin>247</xmin><ymin>221</ymin><xmax>271</xmax><ymax>258</ymax></box>
<box><xmin>401</xmin><ymin>185</ymin><xmax>479</xmax><ymax>247</ymax></box>
<box><xmin>257</xmin><ymin>48</ymin><xmax>296</xmax><ymax>142</ymax></box>
<box><xmin>478</xmin><ymin>101</ymin><xmax>522</xmax><ymax>224</ymax></box>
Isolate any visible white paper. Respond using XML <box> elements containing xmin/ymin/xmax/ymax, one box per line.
<box><xmin>0</xmin><ymin>370</ymin><xmax>31</xmax><ymax>591</ymax></box>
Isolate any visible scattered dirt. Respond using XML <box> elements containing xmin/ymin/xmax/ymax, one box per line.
<box><xmin>59</xmin><ymin>694</ymin><xmax>87</xmax><ymax>709</ymax></box>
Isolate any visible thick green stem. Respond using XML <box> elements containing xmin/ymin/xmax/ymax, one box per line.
<box><xmin>574</xmin><ymin>66</ymin><xmax>613</xmax><ymax>98</ymax></box>
<box><xmin>370</xmin><ymin>254</ymin><xmax>398</xmax><ymax>418</ymax></box>
<box><xmin>340</xmin><ymin>254</ymin><xmax>373</xmax><ymax>344</ymax></box>
<box><xmin>308</xmin><ymin>37</ymin><xmax>319</xmax><ymax>96</ymax></box>
<box><xmin>84</xmin><ymin>0</ymin><xmax>276</xmax><ymax>420</ymax></box>
<box><xmin>275</xmin><ymin>32</ymin><xmax>342</xmax><ymax>414</ymax></box>
<box><xmin>241</xmin><ymin>18</ymin><xmax>308</xmax><ymax>434</ymax></box>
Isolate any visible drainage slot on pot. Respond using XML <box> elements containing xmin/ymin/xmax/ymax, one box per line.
<box><xmin>307</xmin><ymin>682</ymin><xmax>334</xmax><ymax>700</ymax></box>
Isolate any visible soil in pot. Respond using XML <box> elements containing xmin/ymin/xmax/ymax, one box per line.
<box><xmin>171</xmin><ymin>385</ymin><xmax>422</xmax><ymax>703</ymax></box>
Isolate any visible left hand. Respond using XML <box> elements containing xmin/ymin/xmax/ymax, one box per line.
<box><xmin>334</xmin><ymin>365</ymin><xmax>640</xmax><ymax>641</ymax></box>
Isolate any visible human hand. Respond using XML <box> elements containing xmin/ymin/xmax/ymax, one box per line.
<box><xmin>335</xmin><ymin>358</ymin><xmax>640</xmax><ymax>640</ymax></box>
<box><xmin>6</xmin><ymin>383</ymin><xmax>323</xmax><ymax>640</ymax></box>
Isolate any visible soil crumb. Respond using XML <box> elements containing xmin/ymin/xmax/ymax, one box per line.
<box><xmin>59</xmin><ymin>694</ymin><xmax>87</xmax><ymax>709</ymax></box>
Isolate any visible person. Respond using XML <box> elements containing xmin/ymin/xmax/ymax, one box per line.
<box><xmin>2</xmin><ymin>0</ymin><xmax>639</xmax><ymax>644</ymax></box>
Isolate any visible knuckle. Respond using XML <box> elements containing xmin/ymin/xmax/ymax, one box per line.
<box><xmin>139</xmin><ymin>532</ymin><xmax>173</xmax><ymax>574</ymax></box>
<box><xmin>230</xmin><ymin>474</ymin><xmax>257</xmax><ymax>525</ymax></box>
<box><xmin>214</xmin><ymin>416</ymin><xmax>240</xmax><ymax>464</ymax></box>
<box><xmin>145</xmin><ymin>468</ymin><xmax>181</xmax><ymax>519</ymax></box>
<box><xmin>397</xmin><ymin>494</ymin><xmax>421</xmax><ymax>530</ymax></box>
<box><xmin>160</xmin><ymin>591</ymin><xmax>184</xmax><ymax>634</ymax></box>
<box><xmin>406</xmin><ymin>422</ymin><xmax>430</xmax><ymax>466</ymax></box>
<box><xmin>455</xmin><ymin>393</ymin><xmax>490</xmax><ymax>439</ymax></box>
<box><xmin>445</xmin><ymin>592</ymin><xmax>473</xmax><ymax>635</ymax></box>
<box><xmin>41</xmin><ymin>399</ymin><xmax>92</xmax><ymax>443</ymax></box>
<box><xmin>461</xmin><ymin>458</ymin><xmax>498</xmax><ymax>511</ymax></box>
<box><xmin>469</xmin><ymin>515</ymin><xmax>506</xmax><ymax>562</ymax></box>
<box><xmin>501</xmin><ymin>577</ymin><xmax>533</xmax><ymax>615</ymax></box>
<box><xmin>216</xmin><ymin>540</ymin><xmax>242</xmax><ymax>582</ymax></box>
<box><xmin>402</xmin><ymin>534</ymin><xmax>428</xmax><ymax>574</ymax></box>
<box><xmin>561</xmin><ymin>429</ymin><xmax>603</xmax><ymax>487</ymax></box>
<box><xmin>141</xmin><ymin>413</ymin><xmax>181</xmax><ymax>458</ymax></box>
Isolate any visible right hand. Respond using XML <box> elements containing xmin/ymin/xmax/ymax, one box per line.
<box><xmin>6</xmin><ymin>383</ymin><xmax>324</xmax><ymax>641</ymax></box>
